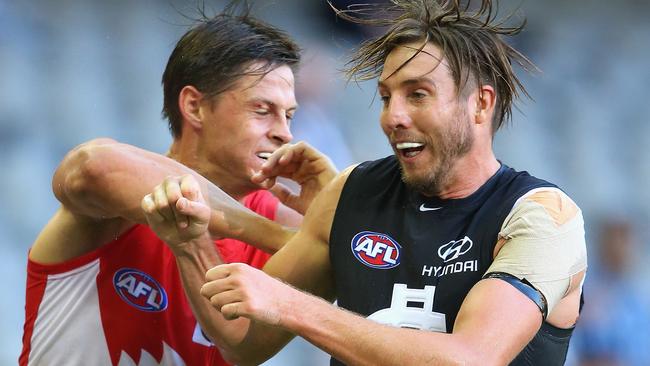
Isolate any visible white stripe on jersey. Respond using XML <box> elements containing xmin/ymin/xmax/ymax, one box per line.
<box><xmin>28</xmin><ymin>259</ymin><xmax>112</xmax><ymax>366</ymax></box>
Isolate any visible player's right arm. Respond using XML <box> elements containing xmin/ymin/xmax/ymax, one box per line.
<box><xmin>146</xmin><ymin>167</ymin><xmax>353</xmax><ymax>365</ymax></box>
<box><xmin>30</xmin><ymin>138</ymin><xmax>146</xmax><ymax>264</ymax></box>
<box><xmin>30</xmin><ymin>138</ymin><xmax>291</xmax><ymax>264</ymax></box>
<box><xmin>202</xmin><ymin>168</ymin><xmax>353</xmax><ymax>365</ymax></box>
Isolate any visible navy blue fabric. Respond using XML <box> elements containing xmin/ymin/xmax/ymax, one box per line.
<box><xmin>329</xmin><ymin>156</ymin><xmax>572</xmax><ymax>365</ymax></box>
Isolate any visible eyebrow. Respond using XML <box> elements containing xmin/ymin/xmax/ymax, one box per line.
<box><xmin>250</xmin><ymin>98</ymin><xmax>298</xmax><ymax>112</ymax></box>
<box><xmin>377</xmin><ymin>77</ymin><xmax>438</xmax><ymax>91</ymax></box>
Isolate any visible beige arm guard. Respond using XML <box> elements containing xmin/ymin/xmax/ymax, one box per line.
<box><xmin>485</xmin><ymin>188</ymin><xmax>588</xmax><ymax>314</ymax></box>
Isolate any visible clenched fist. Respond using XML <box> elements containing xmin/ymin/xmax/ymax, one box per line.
<box><xmin>200</xmin><ymin>263</ymin><xmax>302</xmax><ymax>327</ymax></box>
<box><xmin>141</xmin><ymin>174</ymin><xmax>211</xmax><ymax>250</ymax></box>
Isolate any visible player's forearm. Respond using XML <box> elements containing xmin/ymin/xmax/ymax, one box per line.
<box><xmin>279</xmin><ymin>290</ymin><xmax>480</xmax><ymax>366</ymax></box>
<box><xmin>172</xmin><ymin>234</ymin><xmax>252</xmax><ymax>349</ymax></box>
<box><xmin>173</xmin><ymin>236</ymin><xmax>292</xmax><ymax>365</ymax></box>
<box><xmin>226</xmin><ymin>324</ymin><xmax>296</xmax><ymax>366</ymax></box>
<box><xmin>205</xmin><ymin>183</ymin><xmax>296</xmax><ymax>253</ymax></box>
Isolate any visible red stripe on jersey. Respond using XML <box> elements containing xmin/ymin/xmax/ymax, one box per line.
<box><xmin>19</xmin><ymin>257</ymin><xmax>50</xmax><ymax>366</ymax></box>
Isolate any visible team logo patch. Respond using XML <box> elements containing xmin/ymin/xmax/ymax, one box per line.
<box><xmin>113</xmin><ymin>268</ymin><xmax>168</xmax><ymax>312</ymax></box>
<box><xmin>438</xmin><ymin>236</ymin><xmax>473</xmax><ymax>262</ymax></box>
<box><xmin>351</xmin><ymin>231</ymin><xmax>402</xmax><ymax>269</ymax></box>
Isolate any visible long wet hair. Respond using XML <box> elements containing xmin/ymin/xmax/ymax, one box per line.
<box><xmin>331</xmin><ymin>0</ymin><xmax>535</xmax><ymax>132</ymax></box>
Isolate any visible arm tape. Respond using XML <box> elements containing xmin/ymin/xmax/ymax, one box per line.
<box><xmin>483</xmin><ymin>271</ymin><xmax>548</xmax><ymax>319</ymax></box>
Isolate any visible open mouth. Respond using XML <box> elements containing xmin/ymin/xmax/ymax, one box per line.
<box><xmin>395</xmin><ymin>142</ymin><xmax>425</xmax><ymax>158</ymax></box>
<box><xmin>256</xmin><ymin>152</ymin><xmax>273</xmax><ymax>161</ymax></box>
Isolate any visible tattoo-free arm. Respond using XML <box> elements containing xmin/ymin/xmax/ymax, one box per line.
<box><xmin>140</xmin><ymin>172</ymin><xmax>329</xmax><ymax>365</ymax></box>
<box><xmin>53</xmin><ymin>138</ymin><xmax>291</xmax><ymax>252</ymax></box>
<box><xmin>276</xmin><ymin>277</ymin><xmax>542</xmax><ymax>366</ymax></box>
<box><xmin>199</xmin><ymin>167</ymin><xmax>349</xmax><ymax>365</ymax></box>
<box><xmin>200</xmin><ymin>164</ymin><xmax>543</xmax><ymax>365</ymax></box>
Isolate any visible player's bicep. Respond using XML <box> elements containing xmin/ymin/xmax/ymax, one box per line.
<box><xmin>263</xmin><ymin>166</ymin><xmax>356</xmax><ymax>300</ymax></box>
<box><xmin>453</xmin><ymin>278</ymin><xmax>542</xmax><ymax>365</ymax></box>
<box><xmin>29</xmin><ymin>206</ymin><xmax>129</xmax><ymax>264</ymax></box>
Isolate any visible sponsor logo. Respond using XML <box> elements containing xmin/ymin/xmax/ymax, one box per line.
<box><xmin>419</xmin><ymin>204</ymin><xmax>443</xmax><ymax>212</ymax></box>
<box><xmin>421</xmin><ymin>236</ymin><xmax>477</xmax><ymax>278</ymax></box>
<box><xmin>438</xmin><ymin>236</ymin><xmax>473</xmax><ymax>262</ymax></box>
<box><xmin>351</xmin><ymin>231</ymin><xmax>402</xmax><ymax>269</ymax></box>
<box><xmin>113</xmin><ymin>268</ymin><xmax>168</xmax><ymax>312</ymax></box>
<box><xmin>421</xmin><ymin>260</ymin><xmax>478</xmax><ymax>278</ymax></box>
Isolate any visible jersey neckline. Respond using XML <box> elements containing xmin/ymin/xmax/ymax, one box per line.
<box><xmin>409</xmin><ymin>163</ymin><xmax>509</xmax><ymax>212</ymax></box>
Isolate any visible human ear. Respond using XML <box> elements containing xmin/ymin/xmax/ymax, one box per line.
<box><xmin>473</xmin><ymin>84</ymin><xmax>496</xmax><ymax>125</ymax></box>
<box><xmin>178</xmin><ymin>85</ymin><xmax>204</xmax><ymax>130</ymax></box>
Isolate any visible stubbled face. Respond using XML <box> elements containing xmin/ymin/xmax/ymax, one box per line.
<box><xmin>199</xmin><ymin>63</ymin><xmax>297</xmax><ymax>193</ymax></box>
<box><xmin>378</xmin><ymin>42</ymin><xmax>474</xmax><ymax>196</ymax></box>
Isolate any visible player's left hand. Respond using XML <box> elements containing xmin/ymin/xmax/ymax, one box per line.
<box><xmin>200</xmin><ymin>263</ymin><xmax>300</xmax><ymax>326</ymax></box>
<box><xmin>251</xmin><ymin>141</ymin><xmax>337</xmax><ymax>215</ymax></box>
<box><xmin>141</xmin><ymin>174</ymin><xmax>211</xmax><ymax>249</ymax></box>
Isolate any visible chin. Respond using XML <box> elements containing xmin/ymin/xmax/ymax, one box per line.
<box><xmin>399</xmin><ymin>157</ymin><xmax>454</xmax><ymax>197</ymax></box>
<box><xmin>404</xmin><ymin>176</ymin><xmax>437</xmax><ymax>196</ymax></box>
<box><xmin>398</xmin><ymin>167</ymin><xmax>437</xmax><ymax>196</ymax></box>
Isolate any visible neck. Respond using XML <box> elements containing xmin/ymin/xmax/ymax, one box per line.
<box><xmin>169</xmin><ymin>138</ymin><xmax>249</xmax><ymax>202</ymax></box>
<box><xmin>435</xmin><ymin>150</ymin><xmax>500</xmax><ymax>200</ymax></box>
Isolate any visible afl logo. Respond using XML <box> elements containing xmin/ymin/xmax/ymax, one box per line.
<box><xmin>113</xmin><ymin>268</ymin><xmax>168</xmax><ymax>312</ymax></box>
<box><xmin>351</xmin><ymin>231</ymin><xmax>401</xmax><ymax>269</ymax></box>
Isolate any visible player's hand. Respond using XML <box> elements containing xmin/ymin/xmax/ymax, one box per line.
<box><xmin>200</xmin><ymin>263</ymin><xmax>300</xmax><ymax>326</ymax></box>
<box><xmin>251</xmin><ymin>141</ymin><xmax>337</xmax><ymax>215</ymax></box>
<box><xmin>141</xmin><ymin>174</ymin><xmax>211</xmax><ymax>249</ymax></box>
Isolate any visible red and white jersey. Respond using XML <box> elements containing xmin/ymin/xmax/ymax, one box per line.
<box><xmin>20</xmin><ymin>190</ymin><xmax>278</xmax><ymax>366</ymax></box>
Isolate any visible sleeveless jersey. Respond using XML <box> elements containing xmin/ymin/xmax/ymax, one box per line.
<box><xmin>20</xmin><ymin>190</ymin><xmax>278</xmax><ymax>366</ymax></box>
<box><xmin>329</xmin><ymin>156</ymin><xmax>572</xmax><ymax>365</ymax></box>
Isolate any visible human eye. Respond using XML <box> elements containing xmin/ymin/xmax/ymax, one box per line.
<box><xmin>255</xmin><ymin>108</ymin><xmax>270</xmax><ymax>116</ymax></box>
<box><xmin>285</xmin><ymin>112</ymin><xmax>295</xmax><ymax>125</ymax></box>
<box><xmin>410</xmin><ymin>90</ymin><xmax>428</xmax><ymax>100</ymax></box>
<box><xmin>380</xmin><ymin>94</ymin><xmax>390</xmax><ymax>107</ymax></box>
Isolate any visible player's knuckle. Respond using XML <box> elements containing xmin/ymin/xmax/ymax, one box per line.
<box><xmin>153</xmin><ymin>182</ymin><xmax>164</xmax><ymax>193</ymax></box>
<box><xmin>155</xmin><ymin>199</ymin><xmax>169</xmax><ymax>210</ymax></box>
<box><xmin>226</xmin><ymin>303</ymin><xmax>239</xmax><ymax>319</ymax></box>
<box><xmin>210</xmin><ymin>295</ymin><xmax>221</xmax><ymax>307</ymax></box>
<box><xmin>229</xmin><ymin>275</ymin><xmax>244</xmax><ymax>288</ymax></box>
<box><xmin>230</xmin><ymin>263</ymin><xmax>246</xmax><ymax>272</ymax></box>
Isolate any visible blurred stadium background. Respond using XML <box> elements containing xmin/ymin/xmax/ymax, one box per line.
<box><xmin>2</xmin><ymin>0</ymin><xmax>649</xmax><ymax>364</ymax></box>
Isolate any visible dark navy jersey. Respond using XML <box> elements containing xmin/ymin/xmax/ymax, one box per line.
<box><xmin>329</xmin><ymin>156</ymin><xmax>573</xmax><ymax>365</ymax></box>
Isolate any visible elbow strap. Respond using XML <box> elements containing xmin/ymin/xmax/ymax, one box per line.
<box><xmin>483</xmin><ymin>272</ymin><xmax>548</xmax><ymax>319</ymax></box>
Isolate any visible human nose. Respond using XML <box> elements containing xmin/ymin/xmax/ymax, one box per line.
<box><xmin>382</xmin><ymin>96</ymin><xmax>412</xmax><ymax>131</ymax></box>
<box><xmin>269</xmin><ymin>116</ymin><xmax>293</xmax><ymax>144</ymax></box>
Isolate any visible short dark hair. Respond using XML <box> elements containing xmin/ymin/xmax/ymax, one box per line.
<box><xmin>162</xmin><ymin>3</ymin><xmax>301</xmax><ymax>138</ymax></box>
<box><xmin>331</xmin><ymin>0</ymin><xmax>535</xmax><ymax>132</ymax></box>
